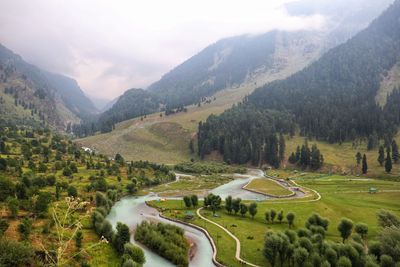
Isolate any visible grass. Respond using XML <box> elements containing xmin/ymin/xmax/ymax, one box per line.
<box><xmin>141</xmin><ymin>174</ymin><xmax>233</xmax><ymax>197</ymax></box>
<box><xmin>244</xmin><ymin>178</ymin><xmax>293</xmax><ymax>197</ymax></box>
<box><xmin>151</xmin><ymin>173</ymin><xmax>400</xmax><ymax>267</ymax></box>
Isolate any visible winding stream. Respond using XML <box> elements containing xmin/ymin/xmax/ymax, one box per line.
<box><xmin>106</xmin><ymin>169</ymin><xmax>299</xmax><ymax>267</ymax></box>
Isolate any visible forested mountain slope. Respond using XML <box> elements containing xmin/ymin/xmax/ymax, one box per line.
<box><xmin>0</xmin><ymin>44</ymin><xmax>96</xmax><ymax>129</ymax></box>
<box><xmin>198</xmin><ymin>0</ymin><xmax>400</xmax><ymax>164</ymax></box>
<box><xmin>80</xmin><ymin>0</ymin><xmax>393</xmax><ymax>135</ymax></box>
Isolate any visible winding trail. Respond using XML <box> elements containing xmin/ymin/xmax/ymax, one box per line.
<box><xmin>192</xmin><ymin>173</ymin><xmax>323</xmax><ymax>266</ymax></box>
<box><xmin>196</xmin><ymin>207</ymin><xmax>261</xmax><ymax>267</ymax></box>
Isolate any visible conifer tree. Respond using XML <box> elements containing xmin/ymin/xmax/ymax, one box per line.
<box><xmin>392</xmin><ymin>140</ymin><xmax>399</xmax><ymax>163</ymax></box>
<box><xmin>362</xmin><ymin>154</ymin><xmax>368</xmax><ymax>174</ymax></box>
<box><xmin>385</xmin><ymin>150</ymin><xmax>392</xmax><ymax>173</ymax></box>
<box><xmin>378</xmin><ymin>146</ymin><xmax>385</xmax><ymax>166</ymax></box>
<box><xmin>279</xmin><ymin>133</ymin><xmax>285</xmax><ymax>162</ymax></box>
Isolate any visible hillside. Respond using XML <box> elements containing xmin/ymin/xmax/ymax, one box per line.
<box><xmin>81</xmin><ymin>0</ymin><xmax>393</xmax><ymax>135</ymax></box>
<box><xmin>198</xmin><ymin>0</ymin><xmax>400</xmax><ymax>172</ymax></box>
<box><xmin>0</xmin><ymin>44</ymin><xmax>96</xmax><ymax>129</ymax></box>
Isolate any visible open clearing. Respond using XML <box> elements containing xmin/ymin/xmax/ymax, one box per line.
<box><xmin>151</xmin><ymin>172</ymin><xmax>400</xmax><ymax>267</ymax></box>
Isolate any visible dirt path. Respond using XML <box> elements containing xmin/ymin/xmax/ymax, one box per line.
<box><xmin>196</xmin><ymin>207</ymin><xmax>261</xmax><ymax>267</ymax></box>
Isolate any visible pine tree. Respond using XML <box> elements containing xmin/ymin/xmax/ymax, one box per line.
<box><xmin>378</xmin><ymin>146</ymin><xmax>385</xmax><ymax>166</ymax></box>
<box><xmin>392</xmin><ymin>140</ymin><xmax>399</xmax><ymax>163</ymax></box>
<box><xmin>385</xmin><ymin>150</ymin><xmax>392</xmax><ymax>173</ymax></box>
<box><xmin>295</xmin><ymin>146</ymin><xmax>301</xmax><ymax>162</ymax></box>
<box><xmin>362</xmin><ymin>154</ymin><xmax>368</xmax><ymax>174</ymax></box>
<box><xmin>278</xmin><ymin>133</ymin><xmax>285</xmax><ymax>162</ymax></box>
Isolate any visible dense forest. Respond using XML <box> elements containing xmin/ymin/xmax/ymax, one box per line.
<box><xmin>198</xmin><ymin>1</ymin><xmax>400</xmax><ymax>165</ymax></box>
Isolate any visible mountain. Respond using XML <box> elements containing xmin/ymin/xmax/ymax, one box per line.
<box><xmin>95</xmin><ymin>89</ymin><xmax>160</xmax><ymax>132</ymax></box>
<box><xmin>0</xmin><ymin>44</ymin><xmax>96</xmax><ymax>129</ymax></box>
<box><xmin>43</xmin><ymin>71</ymin><xmax>97</xmax><ymax>118</ymax></box>
<box><xmin>85</xmin><ymin>0</ymin><xmax>393</xmax><ymax>135</ymax></box>
<box><xmin>197</xmin><ymin>0</ymin><xmax>400</xmax><ymax>164</ymax></box>
<box><xmin>90</xmin><ymin>95</ymin><xmax>118</xmax><ymax>112</ymax></box>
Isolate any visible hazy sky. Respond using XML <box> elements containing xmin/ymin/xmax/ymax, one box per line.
<box><xmin>0</xmin><ymin>0</ymin><xmax>325</xmax><ymax>100</ymax></box>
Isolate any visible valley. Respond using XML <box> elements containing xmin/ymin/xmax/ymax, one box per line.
<box><xmin>1</xmin><ymin>0</ymin><xmax>400</xmax><ymax>267</ymax></box>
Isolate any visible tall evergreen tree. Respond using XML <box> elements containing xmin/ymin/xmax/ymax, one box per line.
<box><xmin>385</xmin><ymin>150</ymin><xmax>392</xmax><ymax>173</ymax></box>
<box><xmin>278</xmin><ymin>133</ymin><xmax>285</xmax><ymax>162</ymax></box>
<box><xmin>378</xmin><ymin>146</ymin><xmax>385</xmax><ymax>166</ymax></box>
<box><xmin>392</xmin><ymin>140</ymin><xmax>399</xmax><ymax>164</ymax></box>
<box><xmin>362</xmin><ymin>154</ymin><xmax>368</xmax><ymax>175</ymax></box>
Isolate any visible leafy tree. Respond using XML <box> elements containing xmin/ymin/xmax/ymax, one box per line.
<box><xmin>354</xmin><ymin>223</ymin><xmax>368</xmax><ymax>241</ymax></box>
<box><xmin>239</xmin><ymin>203</ymin><xmax>248</xmax><ymax>217</ymax></box>
<box><xmin>286</xmin><ymin>212</ymin><xmax>295</xmax><ymax>228</ymax></box>
<box><xmin>380</xmin><ymin>255</ymin><xmax>394</xmax><ymax>267</ymax></box>
<box><xmin>249</xmin><ymin>202</ymin><xmax>257</xmax><ymax>219</ymax></box>
<box><xmin>123</xmin><ymin>243</ymin><xmax>145</xmax><ymax>265</ymax></box>
<box><xmin>113</xmin><ymin>222</ymin><xmax>131</xmax><ymax>254</ymax></box>
<box><xmin>0</xmin><ymin>238</ymin><xmax>34</xmax><ymax>266</ymax></box>
<box><xmin>183</xmin><ymin>196</ymin><xmax>192</xmax><ymax>208</ymax></box>
<box><xmin>62</xmin><ymin>166</ymin><xmax>72</xmax><ymax>176</ymax></box>
<box><xmin>377</xmin><ymin>210</ymin><xmax>400</xmax><ymax>228</ymax></box>
<box><xmin>337</xmin><ymin>256</ymin><xmax>352</xmax><ymax>267</ymax></box>
<box><xmin>0</xmin><ymin>158</ymin><xmax>7</xmax><ymax>170</ymax></box>
<box><xmin>293</xmin><ymin>247</ymin><xmax>309</xmax><ymax>267</ymax></box>
<box><xmin>75</xmin><ymin>230</ymin><xmax>83</xmax><ymax>249</ymax></box>
<box><xmin>338</xmin><ymin>218</ymin><xmax>354</xmax><ymax>243</ymax></box>
<box><xmin>126</xmin><ymin>183</ymin><xmax>137</xmax><ymax>194</ymax></box>
<box><xmin>67</xmin><ymin>185</ymin><xmax>78</xmax><ymax>197</ymax></box>
<box><xmin>190</xmin><ymin>195</ymin><xmax>198</xmax><ymax>207</ymax></box>
<box><xmin>6</xmin><ymin>197</ymin><xmax>19</xmax><ymax>218</ymax></box>
<box><xmin>0</xmin><ymin>219</ymin><xmax>9</xmax><ymax>236</ymax></box>
<box><xmin>277</xmin><ymin>210</ymin><xmax>284</xmax><ymax>224</ymax></box>
<box><xmin>378</xmin><ymin>225</ymin><xmax>400</xmax><ymax>262</ymax></box>
<box><xmin>35</xmin><ymin>192</ymin><xmax>52</xmax><ymax>216</ymax></box>
<box><xmin>263</xmin><ymin>231</ymin><xmax>289</xmax><ymax>267</ymax></box>
<box><xmin>355</xmin><ymin>152</ymin><xmax>362</xmax><ymax>165</ymax></box>
<box><xmin>0</xmin><ymin>176</ymin><xmax>15</xmax><ymax>201</ymax></box>
<box><xmin>270</xmin><ymin>209</ymin><xmax>277</xmax><ymax>223</ymax></box>
<box><xmin>232</xmin><ymin>198</ymin><xmax>241</xmax><ymax>215</ymax></box>
<box><xmin>265</xmin><ymin>211</ymin><xmax>271</xmax><ymax>223</ymax></box>
<box><xmin>225</xmin><ymin>195</ymin><xmax>233</xmax><ymax>213</ymax></box>
<box><xmin>18</xmin><ymin>218</ymin><xmax>32</xmax><ymax>240</ymax></box>
<box><xmin>204</xmin><ymin>193</ymin><xmax>221</xmax><ymax>215</ymax></box>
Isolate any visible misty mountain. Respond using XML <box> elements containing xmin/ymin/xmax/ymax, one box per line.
<box><xmin>197</xmin><ymin>0</ymin><xmax>400</xmax><ymax>164</ymax></box>
<box><xmin>95</xmin><ymin>0</ymin><xmax>392</xmax><ymax>129</ymax></box>
<box><xmin>0</xmin><ymin>43</ymin><xmax>96</xmax><ymax>129</ymax></box>
<box><xmin>43</xmin><ymin>71</ymin><xmax>97</xmax><ymax>118</ymax></box>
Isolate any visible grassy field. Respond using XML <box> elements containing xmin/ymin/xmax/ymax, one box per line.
<box><xmin>244</xmin><ymin>178</ymin><xmax>293</xmax><ymax>197</ymax></box>
<box><xmin>151</xmin><ymin>173</ymin><xmax>400</xmax><ymax>267</ymax></box>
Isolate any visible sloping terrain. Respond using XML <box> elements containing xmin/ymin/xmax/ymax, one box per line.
<box><xmin>0</xmin><ymin>44</ymin><xmax>96</xmax><ymax>129</ymax></box>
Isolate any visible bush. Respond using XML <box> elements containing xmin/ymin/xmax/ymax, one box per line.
<box><xmin>135</xmin><ymin>221</ymin><xmax>189</xmax><ymax>267</ymax></box>
<box><xmin>123</xmin><ymin>243</ymin><xmax>145</xmax><ymax>264</ymax></box>
<box><xmin>67</xmin><ymin>186</ymin><xmax>78</xmax><ymax>197</ymax></box>
<box><xmin>0</xmin><ymin>238</ymin><xmax>34</xmax><ymax>266</ymax></box>
<box><xmin>0</xmin><ymin>176</ymin><xmax>15</xmax><ymax>201</ymax></box>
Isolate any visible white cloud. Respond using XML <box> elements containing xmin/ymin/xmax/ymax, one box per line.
<box><xmin>0</xmin><ymin>0</ymin><xmax>325</xmax><ymax>99</ymax></box>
